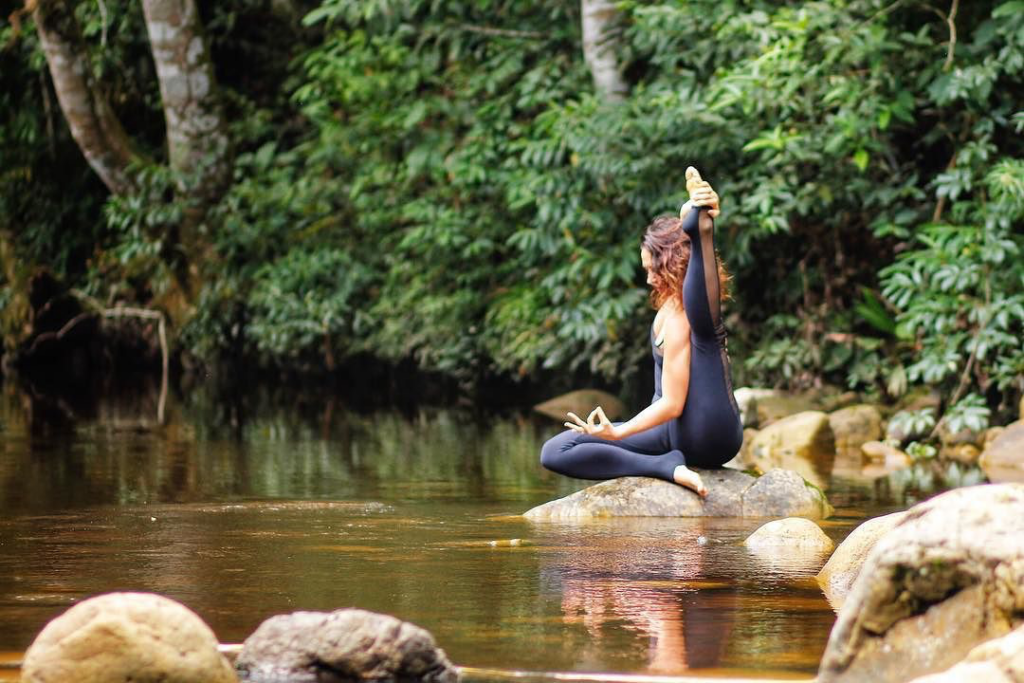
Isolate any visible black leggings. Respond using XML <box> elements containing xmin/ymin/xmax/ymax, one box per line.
<box><xmin>540</xmin><ymin>206</ymin><xmax>743</xmax><ymax>481</ymax></box>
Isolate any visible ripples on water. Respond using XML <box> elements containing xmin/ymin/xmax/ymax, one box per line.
<box><xmin>0</xmin><ymin>380</ymin><xmax>984</xmax><ymax>678</ymax></box>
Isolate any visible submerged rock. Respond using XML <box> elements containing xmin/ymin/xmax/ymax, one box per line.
<box><xmin>523</xmin><ymin>467</ymin><xmax>833</xmax><ymax>520</ymax></box>
<box><xmin>744</xmin><ymin>517</ymin><xmax>834</xmax><ymax>552</ymax></box>
<box><xmin>816</xmin><ymin>511</ymin><xmax>908</xmax><ymax>610</ymax></box>
<box><xmin>533</xmin><ymin>389</ymin><xmax>626</xmax><ymax>422</ymax></box>
<box><xmin>236</xmin><ymin>608</ymin><xmax>458</xmax><ymax>683</ymax></box>
<box><xmin>21</xmin><ymin>592</ymin><xmax>236</xmax><ymax>683</ymax></box>
<box><xmin>817</xmin><ymin>484</ymin><xmax>1024</xmax><ymax>683</ymax></box>
<box><xmin>979</xmin><ymin>422</ymin><xmax>1024</xmax><ymax>483</ymax></box>
<box><xmin>747</xmin><ymin>411</ymin><xmax>836</xmax><ymax>488</ymax></box>
<box><xmin>745</xmin><ymin>517</ymin><xmax>834</xmax><ymax>573</ymax></box>
<box><xmin>908</xmin><ymin>623</ymin><xmax>1024</xmax><ymax>683</ymax></box>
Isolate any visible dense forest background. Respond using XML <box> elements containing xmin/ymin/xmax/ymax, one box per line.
<box><xmin>1</xmin><ymin>0</ymin><xmax>1021</xmax><ymax>425</ymax></box>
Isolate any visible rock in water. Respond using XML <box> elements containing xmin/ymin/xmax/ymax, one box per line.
<box><xmin>741</xmin><ymin>469</ymin><xmax>833</xmax><ymax>518</ymax></box>
<box><xmin>979</xmin><ymin>422</ymin><xmax>1024</xmax><ymax>483</ymax></box>
<box><xmin>21</xmin><ymin>592</ymin><xmax>236</xmax><ymax>683</ymax></box>
<box><xmin>236</xmin><ymin>608</ymin><xmax>458</xmax><ymax>683</ymax></box>
<box><xmin>744</xmin><ymin>517</ymin><xmax>834</xmax><ymax>552</ymax></box>
<box><xmin>533</xmin><ymin>389</ymin><xmax>626</xmax><ymax>422</ymax></box>
<box><xmin>860</xmin><ymin>441</ymin><xmax>909</xmax><ymax>462</ymax></box>
<box><xmin>748</xmin><ymin>411</ymin><xmax>836</xmax><ymax>488</ymax></box>
<box><xmin>828</xmin><ymin>404</ymin><xmax>883</xmax><ymax>455</ymax></box>
<box><xmin>817</xmin><ymin>511</ymin><xmax>908</xmax><ymax>610</ymax></box>
<box><xmin>817</xmin><ymin>484</ymin><xmax>1024</xmax><ymax>683</ymax></box>
<box><xmin>523</xmin><ymin>468</ymin><xmax>833</xmax><ymax>520</ymax></box>
<box><xmin>744</xmin><ymin>517</ymin><xmax>834</xmax><ymax>573</ymax></box>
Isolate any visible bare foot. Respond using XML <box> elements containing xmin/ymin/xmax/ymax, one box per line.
<box><xmin>673</xmin><ymin>465</ymin><xmax>708</xmax><ymax>498</ymax></box>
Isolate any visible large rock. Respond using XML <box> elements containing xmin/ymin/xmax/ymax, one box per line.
<box><xmin>816</xmin><ymin>511</ymin><xmax>908</xmax><ymax>610</ymax></box>
<box><xmin>817</xmin><ymin>484</ymin><xmax>1024</xmax><ymax>683</ymax></box>
<box><xmin>22</xmin><ymin>592</ymin><xmax>236</xmax><ymax>683</ymax></box>
<box><xmin>236</xmin><ymin>608</ymin><xmax>457</xmax><ymax>683</ymax></box>
<box><xmin>979</xmin><ymin>422</ymin><xmax>1024</xmax><ymax>483</ymax></box>
<box><xmin>533</xmin><ymin>389</ymin><xmax>626</xmax><ymax>422</ymax></box>
<box><xmin>523</xmin><ymin>468</ymin><xmax>833</xmax><ymax>520</ymax></box>
<box><xmin>829</xmin><ymin>405</ymin><xmax>883</xmax><ymax>455</ymax></box>
<box><xmin>908</xmin><ymin>623</ymin><xmax>1024</xmax><ymax>683</ymax></box>
<box><xmin>747</xmin><ymin>411</ymin><xmax>836</xmax><ymax>487</ymax></box>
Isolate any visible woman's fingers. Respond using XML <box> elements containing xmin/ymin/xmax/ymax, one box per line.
<box><xmin>685</xmin><ymin>166</ymin><xmax>702</xmax><ymax>194</ymax></box>
<box><xmin>567</xmin><ymin>408</ymin><xmax>612</xmax><ymax>435</ymax></box>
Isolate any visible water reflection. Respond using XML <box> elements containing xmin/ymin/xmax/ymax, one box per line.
<box><xmin>543</xmin><ymin>521</ymin><xmax>733</xmax><ymax>673</ymax></box>
<box><xmin>0</xmin><ymin>379</ymin><xmax>984</xmax><ymax>676</ymax></box>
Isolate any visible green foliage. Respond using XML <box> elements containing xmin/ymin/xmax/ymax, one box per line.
<box><xmin>905</xmin><ymin>441</ymin><xmax>937</xmax><ymax>462</ymax></box>
<box><xmin>880</xmin><ymin>156</ymin><xmax>1024</xmax><ymax>397</ymax></box>
<box><xmin>888</xmin><ymin>408</ymin><xmax>937</xmax><ymax>441</ymax></box>
<box><xmin>942</xmin><ymin>393</ymin><xmax>991</xmax><ymax>435</ymax></box>
<box><xmin>2</xmin><ymin>0</ymin><xmax>1022</xmax><ymax>418</ymax></box>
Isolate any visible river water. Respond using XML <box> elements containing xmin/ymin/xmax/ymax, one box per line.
<box><xmin>0</xmin><ymin>380</ymin><xmax>985</xmax><ymax>679</ymax></box>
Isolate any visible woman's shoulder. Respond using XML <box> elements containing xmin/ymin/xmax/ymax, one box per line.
<box><xmin>656</xmin><ymin>304</ymin><xmax>690</xmax><ymax>344</ymax></box>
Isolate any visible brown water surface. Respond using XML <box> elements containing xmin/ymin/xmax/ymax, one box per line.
<box><xmin>0</xmin><ymin>381</ymin><xmax>985</xmax><ymax>678</ymax></box>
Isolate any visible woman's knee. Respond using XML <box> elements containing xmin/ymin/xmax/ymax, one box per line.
<box><xmin>540</xmin><ymin>430</ymin><xmax>577</xmax><ymax>471</ymax></box>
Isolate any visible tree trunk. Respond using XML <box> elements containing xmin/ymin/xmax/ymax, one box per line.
<box><xmin>140</xmin><ymin>0</ymin><xmax>230</xmax><ymax>193</ymax></box>
<box><xmin>32</xmin><ymin>0</ymin><xmax>137</xmax><ymax>195</ymax></box>
<box><xmin>581</xmin><ymin>0</ymin><xmax>628</xmax><ymax>102</ymax></box>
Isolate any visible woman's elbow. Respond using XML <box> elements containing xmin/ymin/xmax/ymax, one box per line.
<box><xmin>663</xmin><ymin>397</ymin><xmax>685</xmax><ymax>418</ymax></box>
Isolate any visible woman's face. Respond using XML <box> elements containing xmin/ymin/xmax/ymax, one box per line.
<box><xmin>640</xmin><ymin>247</ymin><xmax>654</xmax><ymax>286</ymax></box>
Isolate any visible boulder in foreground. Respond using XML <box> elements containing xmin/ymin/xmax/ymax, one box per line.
<box><xmin>525</xmin><ymin>468</ymin><xmax>833</xmax><ymax>519</ymax></box>
<box><xmin>818</xmin><ymin>484</ymin><xmax>1024</xmax><ymax>683</ymax></box>
<box><xmin>908</xmin><ymin>622</ymin><xmax>1024</xmax><ymax>682</ymax></box>
<box><xmin>22</xmin><ymin>592</ymin><xmax>236</xmax><ymax>683</ymax></box>
<box><xmin>236</xmin><ymin>608</ymin><xmax>458</xmax><ymax>683</ymax></box>
<box><xmin>816</xmin><ymin>511</ymin><xmax>907</xmax><ymax>610</ymax></box>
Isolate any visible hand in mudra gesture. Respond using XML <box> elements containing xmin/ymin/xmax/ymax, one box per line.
<box><xmin>565</xmin><ymin>406</ymin><xmax>620</xmax><ymax>440</ymax></box>
<box><xmin>681</xmin><ymin>166</ymin><xmax>720</xmax><ymax>218</ymax></box>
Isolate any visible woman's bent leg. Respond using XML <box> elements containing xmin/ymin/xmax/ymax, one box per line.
<box><xmin>540</xmin><ymin>423</ymin><xmax>685</xmax><ymax>482</ymax></box>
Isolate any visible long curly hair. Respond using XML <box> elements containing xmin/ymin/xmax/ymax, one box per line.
<box><xmin>641</xmin><ymin>215</ymin><xmax>731</xmax><ymax>310</ymax></box>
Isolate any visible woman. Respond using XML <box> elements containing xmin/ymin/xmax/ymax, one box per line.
<box><xmin>539</xmin><ymin>167</ymin><xmax>743</xmax><ymax>497</ymax></box>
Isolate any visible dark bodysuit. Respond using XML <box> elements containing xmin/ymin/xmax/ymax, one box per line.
<box><xmin>540</xmin><ymin>206</ymin><xmax>743</xmax><ymax>480</ymax></box>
